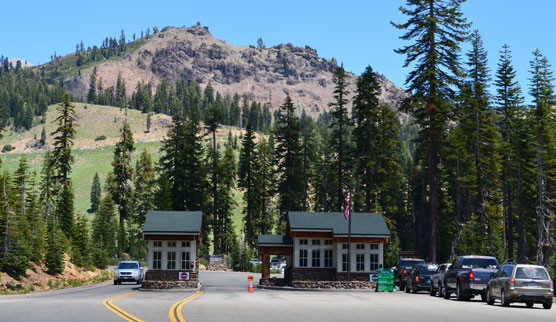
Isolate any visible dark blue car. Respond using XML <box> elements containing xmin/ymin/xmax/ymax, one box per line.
<box><xmin>406</xmin><ymin>263</ymin><xmax>439</xmax><ymax>294</ymax></box>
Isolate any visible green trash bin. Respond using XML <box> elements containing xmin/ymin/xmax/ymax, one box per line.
<box><xmin>376</xmin><ymin>268</ymin><xmax>394</xmax><ymax>292</ymax></box>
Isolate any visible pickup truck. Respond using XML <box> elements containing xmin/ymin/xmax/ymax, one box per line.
<box><xmin>444</xmin><ymin>255</ymin><xmax>499</xmax><ymax>301</ymax></box>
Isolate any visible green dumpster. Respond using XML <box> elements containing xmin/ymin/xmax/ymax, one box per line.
<box><xmin>376</xmin><ymin>268</ymin><xmax>394</xmax><ymax>292</ymax></box>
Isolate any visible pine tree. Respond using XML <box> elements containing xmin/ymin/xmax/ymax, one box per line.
<box><xmin>329</xmin><ymin>65</ymin><xmax>352</xmax><ymax>211</ymax></box>
<box><xmin>57</xmin><ymin>182</ymin><xmax>75</xmax><ymax>239</ymax></box>
<box><xmin>146</xmin><ymin>112</ymin><xmax>152</xmax><ymax>133</ymax></box>
<box><xmin>26</xmin><ymin>173</ymin><xmax>45</xmax><ymax>264</ymax></box>
<box><xmin>218</xmin><ymin>144</ymin><xmax>237</xmax><ymax>253</ymax></box>
<box><xmin>253</xmin><ymin>138</ymin><xmax>275</xmax><ymax>236</ymax></box>
<box><xmin>45</xmin><ymin>214</ymin><xmax>64</xmax><ymax>275</ymax></box>
<box><xmin>299</xmin><ymin>111</ymin><xmax>318</xmax><ymax>211</ymax></box>
<box><xmin>51</xmin><ymin>93</ymin><xmax>76</xmax><ymax>186</ymax></box>
<box><xmin>115</xmin><ymin>73</ymin><xmax>126</xmax><ymax>108</ymax></box>
<box><xmin>392</xmin><ymin>0</ymin><xmax>470</xmax><ymax>262</ymax></box>
<box><xmin>72</xmin><ymin>215</ymin><xmax>91</xmax><ymax>268</ymax></box>
<box><xmin>494</xmin><ymin>44</ymin><xmax>528</xmax><ymax>262</ymax></box>
<box><xmin>353</xmin><ymin>66</ymin><xmax>381</xmax><ymax>211</ymax></box>
<box><xmin>90</xmin><ymin>173</ymin><xmax>101</xmax><ymax>213</ymax></box>
<box><xmin>39</xmin><ymin>151</ymin><xmax>56</xmax><ymax>221</ymax></box>
<box><xmin>206</xmin><ymin>104</ymin><xmax>222</xmax><ymax>254</ymax></box>
<box><xmin>159</xmin><ymin>114</ymin><xmax>205</xmax><ymax>211</ymax></box>
<box><xmin>112</xmin><ymin>121</ymin><xmax>135</xmax><ymax>255</ymax></box>
<box><xmin>92</xmin><ymin>194</ymin><xmax>118</xmax><ymax>268</ymax></box>
<box><xmin>40</xmin><ymin>127</ymin><xmax>46</xmax><ymax>146</ymax></box>
<box><xmin>529</xmin><ymin>49</ymin><xmax>556</xmax><ymax>267</ymax></box>
<box><xmin>274</xmin><ymin>96</ymin><xmax>303</xmax><ymax>227</ymax></box>
<box><xmin>238</xmin><ymin>122</ymin><xmax>257</xmax><ymax>247</ymax></box>
<box><xmin>132</xmin><ymin>149</ymin><xmax>155</xmax><ymax>226</ymax></box>
<box><xmin>87</xmin><ymin>67</ymin><xmax>97</xmax><ymax>103</ymax></box>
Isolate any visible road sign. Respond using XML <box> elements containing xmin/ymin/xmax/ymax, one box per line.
<box><xmin>247</xmin><ymin>275</ymin><xmax>254</xmax><ymax>281</ymax></box>
<box><xmin>179</xmin><ymin>272</ymin><xmax>190</xmax><ymax>280</ymax></box>
<box><xmin>370</xmin><ymin>274</ymin><xmax>378</xmax><ymax>282</ymax></box>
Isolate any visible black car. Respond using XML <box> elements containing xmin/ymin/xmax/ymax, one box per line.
<box><xmin>406</xmin><ymin>263</ymin><xmax>439</xmax><ymax>294</ymax></box>
<box><xmin>394</xmin><ymin>258</ymin><xmax>425</xmax><ymax>291</ymax></box>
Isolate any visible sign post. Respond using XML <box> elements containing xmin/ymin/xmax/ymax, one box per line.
<box><xmin>179</xmin><ymin>272</ymin><xmax>190</xmax><ymax>280</ymax></box>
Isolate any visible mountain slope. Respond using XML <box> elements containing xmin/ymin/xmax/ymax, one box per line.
<box><xmin>54</xmin><ymin>24</ymin><xmax>407</xmax><ymax>116</ymax></box>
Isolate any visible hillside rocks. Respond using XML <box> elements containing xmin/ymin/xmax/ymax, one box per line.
<box><xmin>63</xmin><ymin>23</ymin><xmax>408</xmax><ymax>118</ymax></box>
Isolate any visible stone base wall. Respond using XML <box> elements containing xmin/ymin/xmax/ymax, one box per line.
<box><xmin>206</xmin><ymin>264</ymin><xmax>229</xmax><ymax>271</ymax></box>
<box><xmin>145</xmin><ymin>270</ymin><xmax>198</xmax><ymax>281</ymax></box>
<box><xmin>142</xmin><ymin>280</ymin><xmax>199</xmax><ymax>289</ymax></box>
<box><xmin>335</xmin><ymin>272</ymin><xmax>374</xmax><ymax>281</ymax></box>
<box><xmin>290</xmin><ymin>268</ymin><xmax>335</xmax><ymax>281</ymax></box>
<box><xmin>291</xmin><ymin>281</ymin><xmax>376</xmax><ymax>289</ymax></box>
<box><xmin>259</xmin><ymin>278</ymin><xmax>287</xmax><ymax>287</ymax></box>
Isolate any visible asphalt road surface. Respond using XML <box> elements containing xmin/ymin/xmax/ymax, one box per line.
<box><xmin>1</xmin><ymin>271</ymin><xmax>555</xmax><ymax>322</ymax></box>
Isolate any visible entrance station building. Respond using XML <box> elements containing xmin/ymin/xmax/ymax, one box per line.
<box><xmin>258</xmin><ymin>212</ymin><xmax>390</xmax><ymax>283</ymax></box>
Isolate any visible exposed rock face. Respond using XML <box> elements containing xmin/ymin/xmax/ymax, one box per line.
<box><xmin>64</xmin><ymin>24</ymin><xmax>408</xmax><ymax>118</ymax></box>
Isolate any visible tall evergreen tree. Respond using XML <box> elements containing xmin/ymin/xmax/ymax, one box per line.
<box><xmin>353</xmin><ymin>66</ymin><xmax>381</xmax><ymax>211</ymax></box>
<box><xmin>218</xmin><ymin>144</ymin><xmax>237</xmax><ymax>253</ymax></box>
<box><xmin>329</xmin><ymin>65</ymin><xmax>352</xmax><ymax>211</ymax></box>
<box><xmin>238</xmin><ymin>122</ymin><xmax>257</xmax><ymax>247</ymax></box>
<box><xmin>132</xmin><ymin>150</ymin><xmax>156</xmax><ymax>227</ymax></box>
<box><xmin>392</xmin><ymin>0</ymin><xmax>470</xmax><ymax>261</ymax></box>
<box><xmin>87</xmin><ymin>67</ymin><xmax>97</xmax><ymax>103</ymax></box>
<box><xmin>51</xmin><ymin>93</ymin><xmax>76</xmax><ymax>186</ymax></box>
<box><xmin>92</xmin><ymin>194</ymin><xmax>118</xmax><ymax>268</ymax></box>
<box><xmin>528</xmin><ymin>49</ymin><xmax>556</xmax><ymax>267</ymax></box>
<box><xmin>112</xmin><ymin>121</ymin><xmax>135</xmax><ymax>254</ymax></box>
<box><xmin>274</xmin><ymin>96</ymin><xmax>303</xmax><ymax>227</ymax></box>
<box><xmin>206</xmin><ymin>104</ymin><xmax>222</xmax><ymax>254</ymax></box>
<box><xmin>90</xmin><ymin>173</ymin><xmax>101</xmax><ymax>213</ymax></box>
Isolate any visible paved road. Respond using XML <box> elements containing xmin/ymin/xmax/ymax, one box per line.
<box><xmin>1</xmin><ymin>271</ymin><xmax>555</xmax><ymax>322</ymax></box>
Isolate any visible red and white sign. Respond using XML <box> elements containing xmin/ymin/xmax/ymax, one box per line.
<box><xmin>179</xmin><ymin>272</ymin><xmax>190</xmax><ymax>280</ymax></box>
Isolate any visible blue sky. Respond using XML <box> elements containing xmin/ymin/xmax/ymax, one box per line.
<box><xmin>2</xmin><ymin>0</ymin><xmax>554</xmax><ymax>103</ymax></box>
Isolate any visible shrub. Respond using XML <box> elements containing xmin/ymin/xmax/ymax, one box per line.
<box><xmin>2</xmin><ymin>145</ymin><xmax>14</xmax><ymax>153</ymax></box>
<box><xmin>95</xmin><ymin>135</ymin><xmax>107</xmax><ymax>141</ymax></box>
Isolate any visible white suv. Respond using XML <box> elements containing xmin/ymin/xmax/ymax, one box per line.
<box><xmin>114</xmin><ymin>261</ymin><xmax>143</xmax><ymax>285</ymax></box>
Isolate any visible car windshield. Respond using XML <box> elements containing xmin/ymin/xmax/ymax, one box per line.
<box><xmin>515</xmin><ymin>267</ymin><xmax>549</xmax><ymax>280</ymax></box>
<box><xmin>400</xmin><ymin>259</ymin><xmax>424</xmax><ymax>267</ymax></box>
<box><xmin>461</xmin><ymin>258</ymin><xmax>498</xmax><ymax>269</ymax></box>
<box><xmin>118</xmin><ymin>263</ymin><xmax>138</xmax><ymax>269</ymax></box>
<box><xmin>418</xmin><ymin>265</ymin><xmax>438</xmax><ymax>275</ymax></box>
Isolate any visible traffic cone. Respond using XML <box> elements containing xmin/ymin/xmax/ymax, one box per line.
<box><xmin>248</xmin><ymin>280</ymin><xmax>254</xmax><ymax>293</ymax></box>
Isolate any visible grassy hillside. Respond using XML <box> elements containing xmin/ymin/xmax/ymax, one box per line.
<box><xmin>0</xmin><ymin>103</ymin><xmax>247</xmax><ymax>237</ymax></box>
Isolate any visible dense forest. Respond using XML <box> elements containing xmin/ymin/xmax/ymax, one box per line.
<box><xmin>1</xmin><ymin>0</ymin><xmax>556</xmax><ymax>280</ymax></box>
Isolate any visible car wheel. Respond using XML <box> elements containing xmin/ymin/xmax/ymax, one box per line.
<box><xmin>114</xmin><ymin>280</ymin><xmax>117</xmax><ymax>285</ymax></box>
<box><xmin>526</xmin><ymin>301</ymin><xmax>534</xmax><ymax>308</ymax></box>
<box><xmin>456</xmin><ymin>282</ymin><xmax>469</xmax><ymax>301</ymax></box>
<box><xmin>486</xmin><ymin>288</ymin><xmax>494</xmax><ymax>305</ymax></box>
<box><xmin>400</xmin><ymin>282</ymin><xmax>405</xmax><ymax>292</ymax></box>
<box><xmin>405</xmin><ymin>284</ymin><xmax>410</xmax><ymax>293</ymax></box>
<box><xmin>412</xmin><ymin>283</ymin><xmax>417</xmax><ymax>294</ymax></box>
<box><xmin>543</xmin><ymin>301</ymin><xmax>552</xmax><ymax>310</ymax></box>
<box><xmin>438</xmin><ymin>283</ymin><xmax>444</xmax><ymax>297</ymax></box>
<box><xmin>480</xmin><ymin>293</ymin><xmax>487</xmax><ymax>302</ymax></box>
<box><xmin>501</xmin><ymin>289</ymin><xmax>510</xmax><ymax>307</ymax></box>
<box><xmin>430</xmin><ymin>283</ymin><xmax>436</xmax><ymax>297</ymax></box>
<box><xmin>137</xmin><ymin>280</ymin><xmax>141</xmax><ymax>285</ymax></box>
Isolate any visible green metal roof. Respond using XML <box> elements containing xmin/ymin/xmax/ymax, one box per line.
<box><xmin>143</xmin><ymin>210</ymin><xmax>202</xmax><ymax>234</ymax></box>
<box><xmin>288</xmin><ymin>212</ymin><xmax>390</xmax><ymax>237</ymax></box>
<box><xmin>258</xmin><ymin>234</ymin><xmax>293</xmax><ymax>246</ymax></box>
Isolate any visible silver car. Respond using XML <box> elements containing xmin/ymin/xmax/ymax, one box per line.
<box><xmin>486</xmin><ymin>264</ymin><xmax>553</xmax><ymax>309</ymax></box>
<box><xmin>114</xmin><ymin>261</ymin><xmax>143</xmax><ymax>285</ymax></box>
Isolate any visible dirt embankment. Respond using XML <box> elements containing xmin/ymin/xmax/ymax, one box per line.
<box><xmin>0</xmin><ymin>254</ymin><xmax>113</xmax><ymax>294</ymax></box>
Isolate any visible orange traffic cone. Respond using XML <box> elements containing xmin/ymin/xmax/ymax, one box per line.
<box><xmin>248</xmin><ymin>280</ymin><xmax>254</xmax><ymax>293</ymax></box>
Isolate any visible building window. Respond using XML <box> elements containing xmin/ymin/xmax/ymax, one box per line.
<box><xmin>370</xmin><ymin>254</ymin><xmax>379</xmax><ymax>271</ymax></box>
<box><xmin>299</xmin><ymin>249</ymin><xmax>308</xmax><ymax>267</ymax></box>
<box><xmin>299</xmin><ymin>239</ymin><xmax>308</xmax><ymax>245</ymax></box>
<box><xmin>324</xmin><ymin>240</ymin><xmax>333</xmax><ymax>245</ymax></box>
<box><xmin>312</xmin><ymin>250</ymin><xmax>321</xmax><ymax>267</ymax></box>
<box><xmin>181</xmin><ymin>252</ymin><xmax>191</xmax><ymax>270</ymax></box>
<box><xmin>153</xmin><ymin>251</ymin><xmax>162</xmax><ymax>269</ymax></box>
<box><xmin>370</xmin><ymin>244</ymin><xmax>378</xmax><ymax>250</ymax></box>
<box><xmin>167</xmin><ymin>251</ymin><xmax>176</xmax><ymax>269</ymax></box>
<box><xmin>324</xmin><ymin>250</ymin><xmax>333</xmax><ymax>268</ymax></box>
<box><xmin>342</xmin><ymin>254</ymin><xmax>348</xmax><ymax>272</ymax></box>
<box><xmin>182</xmin><ymin>241</ymin><xmax>191</xmax><ymax>248</ymax></box>
<box><xmin>356</xmin><ymin>243</ymin><xmax>365</xmax><ymax>250</ymax></box>
<box><xmin>342</xmin><ymin>244</ymin><xmax>348</xmax><ymax>250</ymax></box>
<box><xmin>153</xmin><ymin>241</ymin><xmax>162</xmax><ymax>247</ymax></box>
<box><xmin>312</xmin><ymin>239</ymin><xmax>321</xmax><ymax>245</ymax></box>
<box><xmin>356</xmin><ymin>254</ymin><xmax>365</xmax><ymax>272</ymax></box>
<box><xmin>168</xmin><ymin>241</ymin><xmax>176</xmax><ymax>247</ymax></box>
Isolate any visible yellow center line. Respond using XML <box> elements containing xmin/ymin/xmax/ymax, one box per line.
<box><xmin>103</xmin><ymin>291</ymin><xmax>146</xmax><ymax>322</ymax></box>
<box><xmin>169</xmin><ymin>290</ymin><xmax>204</xmax><ymax>322</ymax></box>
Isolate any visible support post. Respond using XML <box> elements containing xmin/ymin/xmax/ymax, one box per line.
<box><xmin>262</xmin><ymin>253</ymin><xmax>270</xmax><ymax>279</ymax></box>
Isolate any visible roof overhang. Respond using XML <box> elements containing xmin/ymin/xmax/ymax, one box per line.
<box><xmin>143</xmin><ymin>232</ymin><xmax>200</xmax><ymax>235</ymax></box>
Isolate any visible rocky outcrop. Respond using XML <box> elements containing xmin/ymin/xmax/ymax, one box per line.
<box><xmin>63</xmin><ymin>23</ymin><xmax>408</xmax><ymax>118</ymax></box>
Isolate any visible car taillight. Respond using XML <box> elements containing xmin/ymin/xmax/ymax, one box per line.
<box><xmin>509</xmin><ymin>278</ymin><xmax>515</xmax><ymax>284</ymax></box>
<box><xmin>415</xmin><ymin>276</ymin><xmax>420</xmax><ymax>283</ymax></box>
<box><xmin>403</xmin><ymin>269</ymin><xmax>407</xmax><ymax>275</ymax></box>
<box><xmin>469</xmin><ymin>272</ymin><xmax>474</xmax><ymax>280</ymax></box>
<box><xmin>550</xmin><ymin>280</ymin><xmax>553</xmax><ymax>285</ymax></box>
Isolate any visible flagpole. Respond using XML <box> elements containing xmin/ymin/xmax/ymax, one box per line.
<box><xmin>347</xmin><ymin>175</ymin><xmax>352</xmax><ymax>281</ymax></box>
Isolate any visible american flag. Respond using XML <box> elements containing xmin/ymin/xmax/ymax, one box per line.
<box><xmin>344</xmin><ymin>189</ymin><xmax>351</xmax><ymax>221</ymax></box>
